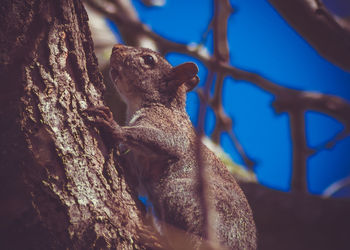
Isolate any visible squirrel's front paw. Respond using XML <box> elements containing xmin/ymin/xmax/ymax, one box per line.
<box><xmin>82</xmin><ymin>106</ymin><xmax>122</xmax><ymax>138</ymax></box>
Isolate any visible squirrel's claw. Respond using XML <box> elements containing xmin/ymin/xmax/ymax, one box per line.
<box><xmin>82</xmin><ymin>106</ymin><xmax>120</xmax><ymax>135</ymax></box>
<box><xmin>83</xmin><ymin>106</ymin><xmax>114</xmax><ymax>121</ymax></box>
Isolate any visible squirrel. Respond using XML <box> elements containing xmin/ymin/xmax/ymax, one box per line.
<box><xmin>85</xmin><ymin>44</ymin><xmax>257</xmax><ymax>249</ymax></box>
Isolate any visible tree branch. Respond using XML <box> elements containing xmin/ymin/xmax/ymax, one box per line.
<box><xmin>289</xmin><ymin>110</ymin><xmax>309</xmax><ymax>192</ymax></box>
<box><xmin>268</xmin><ymin>0</ymin><xmax>350</xmax><ymax>72</ymax></box>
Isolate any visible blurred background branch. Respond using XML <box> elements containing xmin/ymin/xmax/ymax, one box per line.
<box><xmin>268</xmin><ymin>0</ymin><xmax>350</xmax><ymax>72</ymax></box>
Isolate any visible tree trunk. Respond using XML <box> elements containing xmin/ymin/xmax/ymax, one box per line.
<box><xmin>0</xmin><ymin>0</ymin><xmax>162</xmax><ymax>249</ymax></box>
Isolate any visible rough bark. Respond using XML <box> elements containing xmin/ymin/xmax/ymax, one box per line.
<box><xmin>0</xmin><ymin>0</ymin><xmax>162</xmax><ymax>249</ymax></box>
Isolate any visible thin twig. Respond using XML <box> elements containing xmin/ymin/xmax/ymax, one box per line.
<box><xmin>196</xmin><ymin>21</ymin><xmax>217</xmax><ymax>250</ymax></box>
<box><xmin>228</xmin><ymin>130</ymin><xmax>256</xmax><ymax>170</ymax></box>
<box><xmin>311</xmin><ymin>129</ymin><xmax>350</xmax><ymax>154</ymax></box>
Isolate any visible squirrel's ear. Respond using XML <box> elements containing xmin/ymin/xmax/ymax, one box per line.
<box><xmin>171</xmin><ymin>62</ymin><xmax>198</xmax><ymax>81</ymax></box>
<box><xmin>185</xmin><ymin>75</ymin><xmax>200</xmax><ymax>92</ymax></box>
<box><xmin>166</xmin><ymin>62</ymin><xmax>199</xmax><ymax>92</ymax></box>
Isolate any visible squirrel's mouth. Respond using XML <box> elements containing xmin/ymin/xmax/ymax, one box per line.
<box><xmin>109</xmin><ymin>68</ymin><xmax>119</xmax><ymax>83</ymax></box>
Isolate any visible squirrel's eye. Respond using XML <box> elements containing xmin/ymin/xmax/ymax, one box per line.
<box><xmin>142</xmin><ymin>55</ymin><xmax>155</xmax><ymax>66</ymax></box>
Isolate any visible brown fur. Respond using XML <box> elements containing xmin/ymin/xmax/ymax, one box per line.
<box><xmin>87</xmin><ymin>45</ymin><xmax>257</xmax><ymax>249</ymax></box>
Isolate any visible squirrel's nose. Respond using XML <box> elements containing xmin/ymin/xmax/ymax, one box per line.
<box><xmin>112</xmin><ymin>44</ymin><xmax>125</xmax><ymax>53</ymax></box>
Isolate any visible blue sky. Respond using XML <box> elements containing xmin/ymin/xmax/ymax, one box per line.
<box><xmin>126</xmin><ymin>0</ymin><xmax>350</xmax><ymax>195</ymax></box>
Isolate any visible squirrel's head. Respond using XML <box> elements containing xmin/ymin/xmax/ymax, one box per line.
<box><xmin>110</xmin><ymin>44</ymin><xmax>199</xmax><ymax>108</ymax></box>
